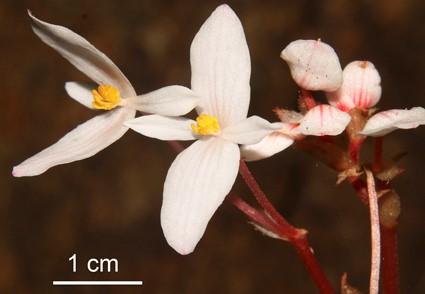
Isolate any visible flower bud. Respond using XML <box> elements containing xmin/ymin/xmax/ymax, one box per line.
<box><xmin>327</xmin><ymin>61</ymin><xmax>381</xmax><ymax>111</ymax></box>
<box><xmin>280</xmin><ymin>39</ymin><xmax>342</xmax><ymax>92</ymax></box>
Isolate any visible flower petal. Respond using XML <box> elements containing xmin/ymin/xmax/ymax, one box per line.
<box><xmin>65</xmin><ymin>81</ymin><xmax>96</xmax><ymax>109</ymax></box>
<box><xmin>125</xmin><ymin>115</ymin><xmax>196</xmax><ymax>141</ymax></box>
<box><xmin>13</xmin><ymin>108</ymin><xmax>136</xmax><ymax>177</ymax></box>
<box><xmin>190</xmin><ymin>4</ymin><xmax>250</xmax><ymax>127</ymax></box>
<box><xmin>327</xmin><ymin>61</ymin><xmax>381</xmax><ymax>111</ymax></box>
<box><xmin>125</xmin><ymin>86</ymin><xmax>199</xmax><ymax>116</ymax></box>
<box><xmin>299</xmin><ymin>104</ymin><xmax>351</xmax><ymax>136</ymax></box>
<box><xmin>360</xmin><ymin>107</ymin><xmax>425</xmax><ymax>137</ymax></box>
<box><xmin>161</xmin><ymin>138</ymin><xmax>240</xmax><ymax>254</ymax></box>
<box><xmin>29</xmin><ymin>11</ymin><xmax>135</xmax><ymax>97</ymax></box>
<box><xmin>220</xmin><ymin>116</ymin><xmax>281</xmax><ymax>145</ymax></box>
<box><xmin>241</xmin><ymin>132</ymin><xmax>294</xmax><ymax>161</ymax></box>
<box><xmin>280</xmin><ymin>39</ymin><xmax>342</xmax><ymax>92</ymax></box>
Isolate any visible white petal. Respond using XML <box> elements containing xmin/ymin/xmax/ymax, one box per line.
<box><xmin>327</xmin><ymin>61</ymin><xmax>381</xmax><ymax>111</ymax></box>
<box><xmin>241</xmin><ymin>132</ymin><xmax>294</xmax><ymax>161</ymax></box>
<box><xmin>190</xmin><ymin>4</ymin><xmax>251</xmax><ymax>127</ymax></box>
<box><xmin>161</xmin><ymin>138</ymin><xmax>240</xmax><ymax>254</ymax></box>
<box><xmin>29</xmin><ymin>11</ymin><xmax>135</xmax><ymax>98</ymax></box>
<box><xmin>13</xmin><ymin>108</ymin><xmax>136</xmax><ymax>177</ymax></box>
<box><xmin>65</xmin><ymin>81</ymin><xmax>95</xmax><ymax>108</ymax></box>
<box><xmin>280</xmin><ymin>39</ymin><xmax>342</xmax><ymax>92</ymax></box>
<box><xmin>220</xmin><ymin>116</ymin><xmax>280</xmax><ymax>145</ymax></box>
<box><xmin>360</xmin><ymin>107</ymin><xmax>425</xmax><ymax>137</ymax></box>
<box><xmin>299</xmin><ymin>105</ymin><xmax>351</xmax><ymax>136</ymax></box>
<box><xmin>125</xmin><ymin>115</ymin><xmax>196</xmax><ymax>141</ymax></box>
<box><xmin>125</xmin><ymin>86</ymin><xmax>199</xmax><ymax>116</ymax></box>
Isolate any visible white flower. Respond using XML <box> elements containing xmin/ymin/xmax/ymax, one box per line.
<box><xmin>360</xmin><ymin>107</ymin><xmax>425</xmax><ymax>136</ymax></box>
<box><xmin>281</xmin><ymin>39</ymin><xmax>343</xmax><ymax>92</ymax></box>
<box><xmin>13</xmin><ymin>12</ymin><xmax>198</xmax><ymax>177</ymax></box>
<box><xmin>327</xmin><ymin>61</ymin><xmax>382</xmax><ymax>111</ymax></box>
<box><xmin>126</xmin><ymin>5</ymin><xmax>278</xmax><ymax>254</ymax></box>
<box><xmin>242</xmin><ymin>104</ymin><xmax>351</xmax><ymax>161</ymax></box>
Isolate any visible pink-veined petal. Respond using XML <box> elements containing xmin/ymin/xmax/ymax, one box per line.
<box><xmin>65</xmin><ymin>81</ymin><xmax>96</xmax><ymax>109</ymax></box>
<box><xmin>241</xmin><ymin>131</ymin><xmax>294</xmax><ymax>161</ymax></box>
<box><xmin>161</xmin><ymin>138</ymin><xmax>240</xmax><ymax>254</ymax></box>
<box><xmin>190</xmin><ymin>4</ymin><xmax>250</xmax><ymax>127</ymax></box>
<box><xmin>125</xmin><ymin>86</ymin><xmax>199</xmax><ymax>116</ymax></box>
<box><xmin>29</xmin><ymin>11</ymin><xmax>135</xmax><ymax>98</ymax></box>
<box><xmin>220</xmin><ymin>116</ymin><xmax>280</xmax><ymax>145</ymax></box>
<box><xmin>125</xmin><ymin>115</ymin><xmax>196</xmax><ymax>141</ymax></box>
<box><xmin>360</xmin><ymin>107</ymin><xmax>425</xmax><ymax>137</ymax></box>
<box><xmin>13</xmin><ymin>108</ymin><xmax>136</xmax><ymax>177</ymax></box>
<box><xmin>327</xmin><ymin>61</ymin><xmax>381</xmax><ymax>111</ymax></box>
<box><xmin>299</xmin><ymin>104</ymin><xmax>351</xmax><ymax>136</ymax></box>
<box><xmin>280</xmin><ymin>39</ymin><xmax>342</xmax><ymax>92</ymax></box>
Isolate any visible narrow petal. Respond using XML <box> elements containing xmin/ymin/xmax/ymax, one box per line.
<box><xmin>29</xmin><ymin>11</ymin><xmax>135</xmax><ymax>97</ymax></box>
<box><xmin>299</xmin><ymin>104</ymin><xmax>351</xmax><ymax>136</ymax></box>
<box><xmin>327</xmin><ymin>61</ymin><xmax>381</xmax><ymax>111</ymax></box>
<box><xmin>220</xmin><ymin>116</ymin><xmax>281</xmax><ymax>145</ymax></box>
<box><xmin>360</xmin><ymin>107</ymin><xmax>425</xmax><ymax>137</ymax></box>
<box><xmin>13</xmin><ymin>108</ymin><xmax>136</xmax><ymax>177</ymax></box>
<box><xmin>241</xmin><ymin>132</ymin><xmax>294</xmax><ymax>161</ymax></box>
<box><xmin>125</xmin><ymin>86</ymin><xmax>199</xmax><ymax>116</ymax></box>
<box><xmin>161</xmin><ymin>138</ymin><xmax>240</xmax><ymax>254</ymax></box>
<box><xmin>190</xmin><ymin>4</ymin><xmax>251</xmax><ymax>127</ymax></box>
<box><xmin>125</xmin><ymin>115</ymin><xmax>196</xmax><ymax>141</ymax></box>
<box><xmin>280</xmin><ymin>39</ymin><xmax>342</xmax><ymax>92</ymax></box>
<box><xmin>65</xmin><ymin>81</ymin><xmax>95</xmax><ymax>108</ymax></box>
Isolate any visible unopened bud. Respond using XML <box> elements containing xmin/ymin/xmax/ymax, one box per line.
<box><xmin>281</xmin><ymin>39</ymin><xmax>342</xmax><ymax>92</ymax></box>
<box><xmin>327</xmin><ymin>61</ymin><xmax>381</xmax><ymax>111</ymax></box>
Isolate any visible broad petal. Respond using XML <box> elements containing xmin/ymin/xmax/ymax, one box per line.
<box><xmin>299</xmin><ymin>105</ymin><xmax>351</xmax><ymax>136</ymax></box>
<box><xmin>29</xmin><ymin>12</ymin><xmax>135</xmax><ymax>98</ymax></box>
<box><xmin>125</xmin><ymin>86</ymin><xmax>199</xmax><ymax>116</ymax></box>
<box><xmin>13</xmin><ymin>108</ymin><xmax>136</xmax><ymax>177</ymax></box>
<box><xmin>190</xmin><ymin>4</ymin><xmax>250</xmax><ymax>127</ymax></box>
<box><xmin>161</xmin><ymin>138</ymin><xmax>240</xmax><ymax>254</ymax></box>
<box><xmin>327</xmin><ymin>61</ymin><xmax>381</xmax><ymax>111</ymax></box>
<box><xmin>280</xmin><ymin>39</ymin><xmax>342</xmax><ymax>92</ymax></box>
<box><xmin>360</xmin><ymin>107</ymin><xmax>425</xmax><ymax>137</ymax></box>
<box><xmin>241</xmin><ymin>132</ymin><xmax>294</xmax><ymax>161</ymax></box>
<box><xmin>65</xmin><ymin>81</ymin><xmax>95</xmax><ymax>109</ymax></box>
<box><xmin>220</xmin><ymin>116</ymin><xmax>281</xmax><ymax>145</ymax></box>
<box><xmin>125</xmin><ymin>115</ymin><xmax>196</xmax><ymax>141</ymax></box>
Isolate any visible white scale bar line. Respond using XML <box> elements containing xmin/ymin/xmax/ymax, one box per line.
<box><xmin>53</xmin><ymin>281</ymin><xmax>143</xmax><ymax>286</ymax></box>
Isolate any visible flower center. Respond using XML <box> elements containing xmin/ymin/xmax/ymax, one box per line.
<box><xmin>191</xmin><ymin>113</ymin><xmax>221</xmax><ymax>136</ymax></box>
<box><xmin>92</xmin><ymin>85</ymin><xmax>121</xmax><ymax>110</ymax></box>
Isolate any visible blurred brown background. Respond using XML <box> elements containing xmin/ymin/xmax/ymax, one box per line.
<box><xmin>2</xmin><ymin>0</ymin><xmax>425</xmax><ymax>293</ymax></box>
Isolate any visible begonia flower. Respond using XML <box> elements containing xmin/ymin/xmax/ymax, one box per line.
<box><xmin>126</xmin><ymin>5</ymin><xmax>278</xmax><ymax>254</ymax></box>
<box><xmin>13</xmin><ymin>12</ymin><xmax>198</xmax><ymax>177</ymax></box>
<box><xmin>281</xmin><ymin>39</ymin><xmax>342</xmax><ymax>92</ymax></box>
<box><xmin>242</xmin><ymin>104</ymin><xmax>351</xmax><ymax>161</ymax></box>
<box><xmin>327</xmin><ymin>61</ymin><xmax>382</xmax><ymax>111</ymax></box>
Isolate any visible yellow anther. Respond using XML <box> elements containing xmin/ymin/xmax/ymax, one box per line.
<box><xmin>191</xmin><ymin>113</ymin><xmax>221</xmax><ymax>136</ymax></box>
<box><xmin>92</xmin><ymin>85</ymin><xmax>121</xmax><ymax>110</ymax></box>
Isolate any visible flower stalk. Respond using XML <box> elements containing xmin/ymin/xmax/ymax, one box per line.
<box><xmin>237</xmin><ymin>160</ymin><xmax>336</xmax><ymax>294</ymax></box>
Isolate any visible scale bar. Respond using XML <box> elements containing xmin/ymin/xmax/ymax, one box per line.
<box><xmin>53</xmin><ymin>281</ymin><xmax>143</xmax><ymax>286</ymax></box>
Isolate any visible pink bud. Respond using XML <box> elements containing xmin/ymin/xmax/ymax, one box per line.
<box><xmin>327</xmin><ymin>61</ymin><xmax>382</xmax><ymax>111</ymax></box>
<box><xmin>281</xmin><ymin>39</ymin><xmax>342</xmax><ymax>92</ymax></box>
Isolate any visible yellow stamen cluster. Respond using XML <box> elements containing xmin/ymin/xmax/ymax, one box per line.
<box><xmin>191</xmin><ymin>113</ymin><xmax>221</xmax><ymax>136</ymax></box>
<box><xmin>92</xmin><ymin>85</ymin><xmax>121</xmax><ymax>110</ymax></box>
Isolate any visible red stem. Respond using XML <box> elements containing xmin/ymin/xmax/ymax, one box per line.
<box><xmin>239</xmin><ymin>160</ymin><xmax>298</xmax><ymax>236</ymax></box>
<box><xmin>238</xmin><ymin>160</ymin><xmax>335</xmax><ymax>294</ymax></box>
<box><xmin>291</xmin><ymin>237</ymin><xmax>336</xmax><ymax>294</ymax></box>
<box><xmin>381</xmin><ymin>225</ymin><xmax>400</xmax><ymax>294</ymax></box>
<box><xmin>229</xmin><ymin>194</ymin><xmax>279</xmax><ymax>233</ymax></box>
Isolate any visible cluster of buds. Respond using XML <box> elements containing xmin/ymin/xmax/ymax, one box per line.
<box><xmin>242</xmin><ymin>39</ymin><xmax>425</xmax><ymax>163</ymax></box>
